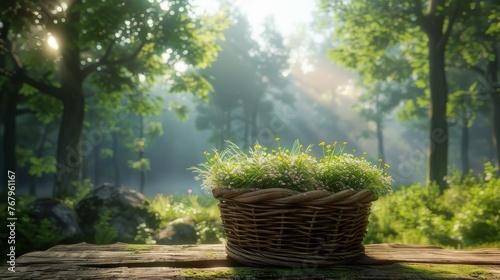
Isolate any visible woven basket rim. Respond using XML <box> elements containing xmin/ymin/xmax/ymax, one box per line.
<box><xmin>214</xmin><ymin>187</ymin><xmax>375</xmax><ymax>266</ymax></box>
<box><xmin>212</xmin><ymin>187</ymin><xmax>377</xmax><ymax>205</ymax></box>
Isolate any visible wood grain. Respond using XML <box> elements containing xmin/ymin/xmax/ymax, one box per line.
<box><xmin>1</xmin><ymin>243</ymin><xmax>499</xmax><ymax>279</ymax></box>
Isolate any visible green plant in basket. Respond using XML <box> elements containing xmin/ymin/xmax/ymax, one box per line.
<box><xmin>192</xmin><ymin>139</ymin><xmax>392</xmax><ymax>267</ymax></box>
<box><xmin>192</xmin><ymin>139</ymin><xmax>392</xmax><ymax>197</ymax></box>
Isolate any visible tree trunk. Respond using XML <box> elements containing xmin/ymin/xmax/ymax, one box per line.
<box><xmin>492</xmin><ymin>97</ymin><xmax>500</xmax><ymax>173</ymax></box>
<box><xmin>487</xmin><ymin>50</ymin><xmax>500</xmax><ymax>172</ymax></box>
<box><xmin>426</xmin><ymin>36</ymin><xmax>449</xmax><ymax>191</ymax></box>
<box><xmin>53</xmin><ymin>48</ymin><xmax>84</xmax><ymax>197</ymax></box>
<box><xmin>112</xmin><ymin>131</ymin><xmax>121</xmax><ymax>187</ymax></box>
<box><xmin>375</xmin><ymin>91</ymin><xmax>385</xmax><ymax>162</ymax></box>
<box><xmin>2</xmin><ymin>76</ymin><xmax>21</xmax><ymax>192</ymax></box>
<box><xmin>251</xmin><ymin>108</ymin><xmax>258</xmax><ymax>145</ymax></box>
<box><xmin>93</xmin><ymin>142</ymin><xmax>101</xmax><ymax>186</ymax></box>
<box><xmin>139</xmin><ymin>115</ymin><xmax>145</xmax><ymax>194</ymax></box>
<box><xmin>222</xmin><ymin>110</ymin><xmax>231</xmax><ymax>149</ymax></box>
<box><xmin>52</xmin><ymin>5</ymin><xmax>85</xmax><ymax>198</ymax></box>
<box><xmin>54</xmin><ymin>87</ymin><xmax>84</xmax><ymax>198</ymax></box>
<box><xmin>29</xmin><ymin>123</ymin><xmax>51</xmax><ymax>196</ymax></box>
<box><xmin>243</xmin><ymin>109</ymin><xmax>249</xmax><ymax>148</ymax></box>
<box><xmin>460</xmin><ymin>115</ymin><xmax>470</xmax><ymax>181</ymax></box>
<box><xmin>375</xmin><ymin>118</ymin><xmax>385</xmax><ymax>162</ymax></box>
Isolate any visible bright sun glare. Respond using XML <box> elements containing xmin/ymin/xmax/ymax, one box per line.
<box><xmin>174</xmin><ymin>61</ymin><xmax>188</xmax><ymax>73</ymax></box>
<box><xmin>47</xmin><ymin>35</ymin><xmax>59</xmax><ymax>50</ymax></box>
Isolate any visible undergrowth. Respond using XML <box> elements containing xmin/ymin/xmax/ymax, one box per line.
<box><xmin>1</xmin><ymin>163</ymin><xmax>497</xmax><ymax>266</ymax></box>
<box><xmin>365</xmin><ymin>163</ymin><xmax>500</xmax><ymax>248</ymax></box>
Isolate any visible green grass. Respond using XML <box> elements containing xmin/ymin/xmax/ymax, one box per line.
<box><xmin>191</xmin><ymin>139</ymin><xmax>392</xmax><ymax>196</ymax></box>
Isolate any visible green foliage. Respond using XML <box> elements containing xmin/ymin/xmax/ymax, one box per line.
<box><xmin>446</xmin><ymin>69</ymin><xmax>484</xmax><ymax>129</ymax></box>
<box><xmin>128</xmin><ymin>158</ymin><xmax>151</xmax><ymax>172</ymax></box>
<box><xmin>317</xmin><ymin>155</ymin><xmax>392</xmax><ymax>197</ymax></box>
<box><xmin>100</xmin><ymin>148</ymin><xmax>114</xmax><ymax>158</ymax></box>
<box><xmin>486</xmin><ymin>9</ymin><xmax>500</xmax><ymax>35</ymax></box>
<box><xmin>192</xmin><ymin>139</ymin><xmax>392</xmax><ymax>196</ymax></box>
<box><xmin>28</xmin><ymin>156</ymin><xmax>56</xmax><ymax>177</ymax></box>
<box><xmin>18</xmin><ymin>218</ymin><xmax>65</xmax><ymax>248</ymax></box>
<box><xmin>148</xmin><ymin>194</ymin><xmax>173</xmax><ymax>226</ymax></box>
<box><xmin>168</xmin><ymin>101</ymin><xmax>189</xmax><ymax>122</ymax></box>
<box><xmin>28</xmin><ymin>95</ymin><xmax>63</xmax><ymax>124</ymax></box>
<box><xmin>131</xmin><ymin>138</ymin><xmax>147</xmax><ymax>152</ymax></box>
<box><xmin>126</xmin><ymin>92</ymin><xmax>163</xmax><ymax>117</ymax></box>
<box><xmin>19</xmin><ymin>84</ymin><xmax>38</xmax><ymax>96</ymax></box>
<box><xmin>60</xmin><ymin>179</ymin><xmax>93</xmax><ymax>209</ymax></box>
<box><xmin>12</xmin><ymin>197</ymin><xmax>64</xmax><ymax>249</ymax></box>
<box><xmin>319</xmin><ymin>0</ymin><xmax>415</xmax><ymax>82</ymax></box>
<box><xmin>134</xmin><ymin>223</ymin><xmax>156</xmax><ymax>245</ymax></box>
<box><xmin>94</xmin><ymin>210</ymin><xmax>118</xmax><ymax>244</ymax></box>
<box><xmin>1</xmin><ymin>0</ymin><xmax>231</xmax><ymax>197</ymax></box>
<box><xmin>319</xmin><ymin>0</ymin><xmax>499</xmax><ymax>190</ymax></box>
<box><xmin>193</xmin><ymin>140</ymin><xmax>319</xmax><ymax>192</ymax></box>
<box><xmin>195</xmin><ymin>220</ymin><xmax>225</xmax><ymax>244</ymax></box>
<box><xmin>0</xmin><ymin>195</ymin><xmax>63</xmax><ymax>264</ymax></box>
<box><xmin>145</xmin><ymin>121</ymin><xmax>164</xmax><ymax>138</ymax></box>
<box><xmin>354</xmin><ymin>78</ymin><xmax>425</xmax><ymax>125</ymax></box>
<box><xmin>148</xmin><ymin>193</ymin><xmax>223</xmax><ymax>244</ymax></box>
<box><xmin>170</xmin><ymin>72</ymin><xmax>215</xmax><ymax>101</ymax></box>
<box><xmin>366</xmin><ymin>163</ymin><xmax>500</xmax><ymax>247</ymax></box>
<box><xmin>16</xmin><ymin>146</ymin><xmax>34</xmax><ymax>168</ymax></box>
<box><xmin>149</xmin><ymin>194</ymin><xmax>221</xmax><ymax>228</ymax></box>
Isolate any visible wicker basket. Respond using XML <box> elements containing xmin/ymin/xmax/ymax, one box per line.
<box><xmin>212</xmin><ymin>187</ymin><xmax>377</xmax><ymax>267</ymax></box>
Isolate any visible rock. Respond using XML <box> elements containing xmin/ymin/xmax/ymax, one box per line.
<box><xmin>75</xmin><ymin>183</ymin><xmax>157</xmax><ymax>243</ymax></box>
<box><xmin>155</xmin><ymin>217</ymin><xmax>198</xmax><ymax>245</ymax></box>
<box><xmin>31</xmin><ymin>198</ymin><xmax>82</xmax><ymax>242</ymax></box>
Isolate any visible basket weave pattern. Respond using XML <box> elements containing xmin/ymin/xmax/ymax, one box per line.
<box><xmin>213</xmin><ymin>188</ymin><xmax>377</xmax><ymax>267</ymax></box>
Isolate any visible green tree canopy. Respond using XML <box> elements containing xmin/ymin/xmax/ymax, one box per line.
<box><xmin>319</xmin><ymin>0</ymin><xmax>496</xmax><ymax>190</ymax></box>
<box><xmin>0</xmin><ymin>0</ymin><xmax>229</xmax><ymax>197</ymax></box>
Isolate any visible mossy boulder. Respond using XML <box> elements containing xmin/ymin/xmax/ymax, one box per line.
<box><xmin>155</xmin><ymin>217</ymin><xmax>197</xmax><ymax>245</ymax></box>
<box><xmin>31</xmin><ymin>198</ymin><xmax>82</xmax><ymax>242</ymax></box>
<box><xmin>75</xmin><ymin>184</ymin><xmax>157</xmax><ymax>243</ymax></box>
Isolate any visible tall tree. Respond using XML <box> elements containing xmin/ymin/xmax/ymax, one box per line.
<box><xmin>353</xmin><ymin>79</ymin><xmax>416</xmax><ymax>162</ymax></box>
<box><xmin>196</xmin><ymin>11</ymin><xmax>290</xmax><ymax>148</ymax></box>
<box><xmin>319</xmin><ymin>0</ymin><xmax>479</xmax><ymax>191</ymax></box>
<box><xmin>196</xmin><ymin>12</ymin><xmax>264</xmax><ymax>148</ymax></box>
<box><xmin>446</xmin><ymin>0</ymin><xmax>500</xmax><ymax>172</ymax></box>
<box><xmin>0</xmin><ymin>1</ymin><xmax>228</xmax><ymax>197</ymax></box>
<box><xmin>0</xmin><ymin>71</ymin><xmax>22</xmax><ymax>191</ymax></box>
<box><xmin>446</xmin><ymin>69</ymin><xmax>483</xmax><ymax>178</ymax></box>
<box><xmin>128</xmin><ymin>113</ymin><xmax>163</xmax><ymax>194</ymax></box>
<box><xmin>487</xmin><ymin>48</ymin><xmax>500</xmax><ymax>172</ymax></box>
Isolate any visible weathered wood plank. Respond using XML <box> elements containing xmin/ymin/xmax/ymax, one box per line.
<box><xmin>16</xmin><ymin>243</ymin><xmax>500</xmax><ymax>266</ymax></box>
<box><xmin>14</xmin><ymin>243</ymin><xmax>231</xmax><ymax>267</ymax></box>
<box><xmin>2</xmin><ymin>263</ymin><xmax>499</xmax><ymax>279</ymax></box>
<box><xmin>1</xmin><ymin>243</ymin><xmax>499</xmax><ymax>279</ymax></box>
<box><xmin>360</xmin><ymin>244</ymin><xmax>500</xmax><ymax>265</ymax></box>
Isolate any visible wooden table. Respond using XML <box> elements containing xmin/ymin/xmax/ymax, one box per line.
<box><xmin>1</xmin><ymin>243</ymin><xmax>499</xmax><ymax>279</ymax></box>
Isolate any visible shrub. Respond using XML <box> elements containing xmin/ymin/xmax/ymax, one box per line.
<box><xmin>366</xmin><ymin>163</ymin><xmax>500</xmax><ymax>248</ymax></box>
<box><xmin>148</xmin><ymin>193</ymin><xmax>224</xmax><ymax>244</ymax></box>
<box><xmin>94</xmin><ymin>210</ymin><xmax>118</xmax><ymax>244</ymax></box>
<box><xmin>0</xmin><ymin>195</ymin><xmax>64</xmax><ymax>264</ymax></box>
